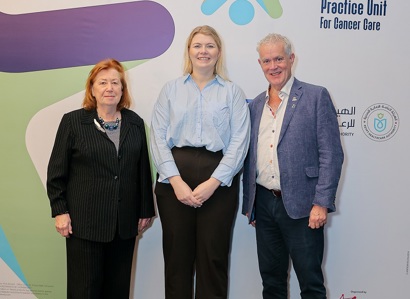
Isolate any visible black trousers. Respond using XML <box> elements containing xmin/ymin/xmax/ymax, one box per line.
<box><xmin>65</xmin><ymin>233</ymin><xmax>136</xmax><ymax>299</ymax></box>
<box><xmin>155</xmin><ymin>147</ymin><xmax>239</xmax><ymax>299</ymax></box>
<box><xmin>255</xmin><ymin>184</ymin><xmax>326</xmax><ymax>299</ymax></box>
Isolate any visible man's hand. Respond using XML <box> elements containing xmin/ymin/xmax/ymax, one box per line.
<box><xmin>308</xmin><ymin>205</ymin><xmax>327</xmax><ymax>229</ymax></box>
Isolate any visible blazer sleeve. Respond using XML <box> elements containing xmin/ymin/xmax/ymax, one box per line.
<box><xmin>313</xmin><ymin>87</ymin><xmax>344</xmax><ymax>208</ymax></box>
<box><xmin>46</xmin><ymin>113</ymin><xmax>72</xmax><ymax>217</ymax></box>
<box><xmin>138</xmin><ymin>122</ymin><xmax>155</xmax><ymax>218</ymax></box>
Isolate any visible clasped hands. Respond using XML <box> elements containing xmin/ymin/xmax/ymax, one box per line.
<box><xmin>169</xmin><ymin>176</ymin><xmax>221</xmax><ymax>208</ymax></box>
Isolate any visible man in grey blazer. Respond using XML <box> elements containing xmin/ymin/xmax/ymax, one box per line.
<box><xmin>242</xmin><ymin>33</ymin><xmax>344</xmax><ymax>299</ymax></box>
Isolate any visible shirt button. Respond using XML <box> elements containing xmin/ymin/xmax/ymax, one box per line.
<box><xmin>114</xmin><ymin>176</ymin><xmax>118</xmax><ymax>180</ymax></box>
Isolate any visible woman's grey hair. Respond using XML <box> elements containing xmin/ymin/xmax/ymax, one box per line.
<box><xmin>256</xmin><ymin>33</ymin><xmax>293</xmax><ymax>56</ymax></box>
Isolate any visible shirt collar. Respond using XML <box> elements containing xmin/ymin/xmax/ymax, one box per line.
<box><xmin>264</xmin><ymin>76</ymin><xmax>295</xmax><ymax>99</ymax></box>
<box><xmin>183</xmin><ymin>74</ymin><xmax>224</xmax><ymax>86</ymax></box>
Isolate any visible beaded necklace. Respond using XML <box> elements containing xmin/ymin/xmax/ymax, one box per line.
<box><xmin>98</xmin><ymin>117</ymin><xmax>120</xmax><ymax>131</ymax></box>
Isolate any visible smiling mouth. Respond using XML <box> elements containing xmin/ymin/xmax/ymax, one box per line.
<box><xmin>270</xmin><ymin>70</ymin><xmax>281</xmax><ymax>76</ymax></box>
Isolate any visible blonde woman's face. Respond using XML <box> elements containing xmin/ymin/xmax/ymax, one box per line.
<box><xmin>189</xmin><ymin>33</ymin><xmax>220</xmax><ymax>74</ymax></box>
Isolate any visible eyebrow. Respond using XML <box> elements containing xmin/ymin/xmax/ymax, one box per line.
<box><xmin>97</xmin><ymin>78</ymin><xmax>120</xmax><ymax>81</ymax></box>
<box><xmin>192</xmin><ymin>42</ymin><xmax>216</xmax><ymax>45</ymax></box>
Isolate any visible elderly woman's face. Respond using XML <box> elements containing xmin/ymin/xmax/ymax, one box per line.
<box><xmin>92</xmin><ymin>68</ymin><xmax>123</xmax><ymax>109</ymax></box>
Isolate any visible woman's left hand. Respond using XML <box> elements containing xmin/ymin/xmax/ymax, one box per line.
<box><xmin>138</xmin><ymin>217</ymin><xmax>152</xmax><ymax>233</ymax></box>
<box><xmin>55</xmin><ymin>213</ymin><xmax>72</xmax><ymax>237</ymax></box>
<box><xmin>192</xmin><ymin>178</ymin><xmax>221</xmax><ymax>204</ymax></box>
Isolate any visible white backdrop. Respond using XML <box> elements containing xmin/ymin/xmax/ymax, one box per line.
<box><xmin>1</xmin><ymin>1</ymin><xmax>409</xmax><ymax>298</ymax></box>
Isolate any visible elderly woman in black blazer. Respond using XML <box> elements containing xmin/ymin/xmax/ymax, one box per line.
<box><xmin>47</xmin><ymin>58</ymin><xmax>155</xmax><ymax>299</ymax></box>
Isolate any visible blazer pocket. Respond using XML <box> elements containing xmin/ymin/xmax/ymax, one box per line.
<box><xmin>305</xmin><ymin>167</ymin><xmax>319</xmax><ymax>178</ymax></box>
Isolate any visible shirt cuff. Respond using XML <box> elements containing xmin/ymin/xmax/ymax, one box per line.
<box><xmin>212</xmin><ymin>163</ymin><xmax>234</xmax><ymax>187</ymax></box>
<box><xmin>157</xmin><ymin>160</ymin><xmax>180</xmax><ymax>183</ymax></box>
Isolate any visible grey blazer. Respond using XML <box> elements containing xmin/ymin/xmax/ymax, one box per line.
<box><xmin>47</xmin><ymin>108</ymin><xmax>155</xmax><ymax>242</ymax></box>
<box><xmin>242</xmin><ymin>78</ymin><xmax>344</xmax><ymax>221</ymax></box>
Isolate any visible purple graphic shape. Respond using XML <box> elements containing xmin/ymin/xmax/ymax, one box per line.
<box><xmin>0</xmin><ymin>1</ymin><xmax>175</xmax><ymax>72</ymax></box>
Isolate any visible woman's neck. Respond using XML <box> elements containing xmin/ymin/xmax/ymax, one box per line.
<box><xmin>191</xmin><ymin>71</ymin><xmax>215</xmax><ymax>90</ymax></box>
<box><xmin>97</xmin><ymin>107</ymin><xmax>120</xmax><ymax>121</ymax></box>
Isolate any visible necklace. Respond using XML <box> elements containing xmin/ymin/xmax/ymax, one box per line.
<box><xmin>98</xmin><ymin>117</ymin><xmax>120</xmax><ymax>131</ymax></box>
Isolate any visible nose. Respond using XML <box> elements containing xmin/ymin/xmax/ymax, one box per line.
<box><xmin>199</xmin><ymin>45</ymin><xmax>208</xmax><ymax>53</ymax></box>
<box><xmin>269</xmin><ymin>60</ymin><xmax>278</xmax><ymax>68</ymax></box>
<box><xmin>106</xmin><ymin>83</ymin><xmax>114</xmax><ymax>91</ymax></box>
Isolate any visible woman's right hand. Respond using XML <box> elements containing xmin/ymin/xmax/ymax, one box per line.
<box><xmin>169</xmin><ymin>176</ymin><xmax>202</xmax><ymax>208</ymax></box>
<box><xmin>55</xmin><ymin>213</ymin><xmax>72</xmax><ymax>238</ymax></box>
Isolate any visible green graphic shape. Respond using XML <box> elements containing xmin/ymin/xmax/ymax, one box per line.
<box><xmin>260</xmin><ymin>0</ymin><xmax>283</xmax><ymax>18</ymax></box>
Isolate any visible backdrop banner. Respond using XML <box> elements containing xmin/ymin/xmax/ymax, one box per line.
<box><xmin>1</xmin><ymin>1</ymin><xmax>408</xmax><ymax>298</ymax></box>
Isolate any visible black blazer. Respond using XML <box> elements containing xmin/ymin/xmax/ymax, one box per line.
<box><xmin>47</xmin><ymin>108</ymin><xmax>155</xmax><ymax>242</ymax></box>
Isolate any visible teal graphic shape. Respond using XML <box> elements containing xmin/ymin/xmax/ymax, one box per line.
<box><xmin>201</xmin><ymin>0</ymin><xmax>283</xmax><ymax>25</ymax></box>
<box><xmin>374</xmin><ymin>118</ymin><xmax>387</xmax><ymax>132</ymax></box>
<box><xmin>0</xmin><ymin>225</ymin><xmax>28</xmax><ymax>285</ymax></box>
<box><xmin>202</xmin><ymin>0</ymin><xmax>227</xmax><ymax>14</ymax></box>
<box><xmin>229</xmin><ymin>0</ymin><xmax>255</xmax><ymax>25</ymax></box>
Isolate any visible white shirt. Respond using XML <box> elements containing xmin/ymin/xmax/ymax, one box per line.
<box><xmin>256</xmin><ymin>77</ymin><xmax>294</xmax><ymax>190</ymax></box>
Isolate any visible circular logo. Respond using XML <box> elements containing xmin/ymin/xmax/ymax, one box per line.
<box><xmin>361</xmin><ymin>103</ymin><xmax>399</xmax><ymax>142</ymax></box>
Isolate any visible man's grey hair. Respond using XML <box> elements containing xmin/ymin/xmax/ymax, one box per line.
<box><xmin>256</xmin><ymin>33</ymin><xmax>293</xmax><ymax>56</ymax></box>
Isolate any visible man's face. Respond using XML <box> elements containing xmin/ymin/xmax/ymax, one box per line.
<box><xmin>258</xmin><ymin>42</ymin><xmax>294</xmax><ymax>91</ymax></box>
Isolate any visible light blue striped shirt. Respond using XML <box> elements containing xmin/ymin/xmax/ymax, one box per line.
<box><xmin>150</xmin><ymin>74</ymin><xmax>250</xmax><ymax>186</ymax></box>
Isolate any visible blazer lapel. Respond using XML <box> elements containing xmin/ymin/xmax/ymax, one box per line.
<box><xmin>278</xmin><ymin>79</ymin><xmax>303</xmax><ymax>144</ymax></box>
<box><xmin>119</xmin><ymin>112</ymin><xmax>130</xmax><ymax>149</ymax></box>
<box><xmin>81</xmin><ymin>109</ymin><xmax>108</xmax><ymax>140</ymax></box>
<box><xmin>253</xmin><ymin>96</ymin><xmax>265</xmax><ymax>141</ymax></box>
<box><xmin>119</xmin><ymin>109</ymin><xmax>141</xmax><ymax>150</ymax></box>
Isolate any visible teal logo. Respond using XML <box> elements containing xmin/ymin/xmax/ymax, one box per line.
<box><xmin>201</xmin><ymin>0</ymin><xmax>283</xmax><ymax>25</ymax></box>
<box><xmin>374</xmin><ymin>113</ymin><xmax>387</xmax><ymax>132</ymax></box>
<box><xmin>361</xmin><ymin>103</ymin><xmax>399</xmax><ymax>142</ymax></box>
